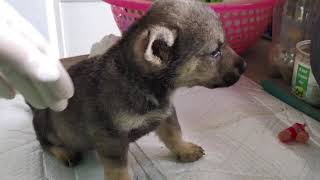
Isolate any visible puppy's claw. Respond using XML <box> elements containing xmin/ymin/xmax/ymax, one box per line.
<box><xmin>175</xmin><ymin>142</ymin><xmax>205</xmax><ymax>162</ymax></box>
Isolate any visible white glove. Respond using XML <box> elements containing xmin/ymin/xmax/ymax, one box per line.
<box><xmin>0</xmin><ymin>1</ymin><xmax>74</xmax><ymax>112</ymax></box>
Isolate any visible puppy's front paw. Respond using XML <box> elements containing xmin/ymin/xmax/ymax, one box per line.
<box><xmin>175</xmin><ymin>142</ymin><xmax>205</xmax><ymax>162</ymax></box>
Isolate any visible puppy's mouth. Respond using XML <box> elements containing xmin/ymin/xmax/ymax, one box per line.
<box><xmin>222</xmin><ymin>73</ymin><xmax>240</xmax><ymax>87</ymax></box>
<box><xmin>206</xmin><ymin>73</ymin><xmax>240</xmax><ymax>89</ymax></box>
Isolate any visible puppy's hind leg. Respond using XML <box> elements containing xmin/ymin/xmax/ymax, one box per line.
<box><xmin>35</xmin><ymin>131</ymin><xmax>82</xmax><ymax>167</ymax></box>
<box><xmin>156</xmin><ymin>107</ymin><xmax>205</xmax><ymax>162</ymax></box>
<box><xmin>46</xmin><ymin>146</ymin><xmax>82</xmax><ymax>167</ymax></box>
<box><xmin>33</xmin><ymin>110</ymin><xmax>82</xmax><ymax>167</ymax></box>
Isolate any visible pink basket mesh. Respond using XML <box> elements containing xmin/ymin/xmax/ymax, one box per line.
<box><xmin>104</xmin><ymin>0</ymin><xmax>275</xmax><ymax>54</ymax></box>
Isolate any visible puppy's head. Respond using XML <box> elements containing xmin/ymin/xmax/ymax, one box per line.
<box><xmin>127</xmin><ymin>0</ymin><xmax>246</xmax><ymax>89</ymax></box>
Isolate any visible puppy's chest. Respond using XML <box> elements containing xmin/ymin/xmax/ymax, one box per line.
<box><xmin>114</xmin><ymin>104</ymin><xmax>173</xmax><ymax>139</ymax></box>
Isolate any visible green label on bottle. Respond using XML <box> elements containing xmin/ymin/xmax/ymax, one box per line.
<box><xmin>293</xmin><ymin>64</ymin><xmax>310</xmax><ymax>98</ymax></box>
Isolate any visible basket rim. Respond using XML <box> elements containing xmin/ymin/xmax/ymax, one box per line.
<box><xmin>104</xmin><ymin>0</ymin><xmax>276</xmax><ymax>11</ymax></box>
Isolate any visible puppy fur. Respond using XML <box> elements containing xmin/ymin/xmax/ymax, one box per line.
<box><xmin>33</xmin><ymin>0</ymin><xmax>246</xmax><ymax>179</ymax></box>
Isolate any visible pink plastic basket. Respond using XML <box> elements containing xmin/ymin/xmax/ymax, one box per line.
<box><xmin>104</xmin><ymin>0</ymin><xmax>275</xmax><ymax>54</ymax></box>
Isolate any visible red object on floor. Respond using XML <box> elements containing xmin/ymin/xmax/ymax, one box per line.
<box><xmin>278</xmin><ymin>123</ymin><xmax>309</xmax><ymax>144</ymax></box>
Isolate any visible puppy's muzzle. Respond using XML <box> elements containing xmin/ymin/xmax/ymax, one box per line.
<box><xmin>235</xmin><ymin>58</ymin><xmax>247</xmax><ymax>74</ymax></box>
<box><xmin>222</xmin><ymin>58</ymin><xmax>247</xmax><ymax>87</ymax></box>
<box><xmin>223</xmin><ymin>72</ymin><xmax>240</xmax><ymax>86</ymax></box>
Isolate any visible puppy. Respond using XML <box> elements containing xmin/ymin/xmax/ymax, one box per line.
<box><xmin>32</xmin><ymin>0</ymin><xmax>246</xmax><ymax>179</ymax></box>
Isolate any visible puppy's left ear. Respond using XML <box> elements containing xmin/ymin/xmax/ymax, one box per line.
<box><xmin>137</xmin><ymin>26</ymin><xmax>177</xmax><ymax>67</ymax></box>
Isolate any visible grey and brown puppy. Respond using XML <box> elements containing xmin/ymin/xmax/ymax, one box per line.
<box><xmin>33</xmin><ymin>0</ymin><xmax>246</xmax><ymax>179</ymax></box>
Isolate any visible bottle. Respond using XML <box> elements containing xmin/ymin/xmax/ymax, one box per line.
<box><xmin>268</xmin><ymin>0</ymin><xmax>307</xmax><ymax>84</ymax></box>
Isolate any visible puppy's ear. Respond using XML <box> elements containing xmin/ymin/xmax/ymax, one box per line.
<box><xmin>142</xmin><ymin>26</ymin><xmax>177</xmax><ymax>67</ymax></box>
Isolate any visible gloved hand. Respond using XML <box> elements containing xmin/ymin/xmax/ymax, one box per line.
<box><xmin>0</xmin><ymin>1</ymin><xmax>74</xmax><ymax>112</ymax></box>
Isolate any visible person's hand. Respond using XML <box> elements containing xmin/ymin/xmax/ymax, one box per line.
<box><xmin>0</xmin><ymin>1</ymin><xmax>74</xmax><ymax>112</ymax></box>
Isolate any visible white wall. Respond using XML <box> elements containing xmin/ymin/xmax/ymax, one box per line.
<box><xmin>6</xmin><ymin>0</ymin><xmax>50</xmax><ymax>41</ymax></box>
<box><xmin>60</xmin><ymin>1</ymin><xmax>121</xmax><ymax>57</ymax></box>
<box><xmin>6</xmin><ymin>0</ymin><xmax>122</xmax><ymax>58</ymax></box>
<box><xmin>6</xmin><ymin>0</ymin><xmax>62</xmax><ymax>59</ymax></box>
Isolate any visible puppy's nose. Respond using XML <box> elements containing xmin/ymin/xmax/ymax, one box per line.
<box><xmin>235</xmin><ymin>59</ymin><xmax>247</xmax><ymax>74</ymax></box>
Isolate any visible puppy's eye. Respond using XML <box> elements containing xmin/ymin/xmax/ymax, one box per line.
<box><xmin>211</xmin><ymin>49</ymin><xmax>221</xmax><ymax>59</ymax></box>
